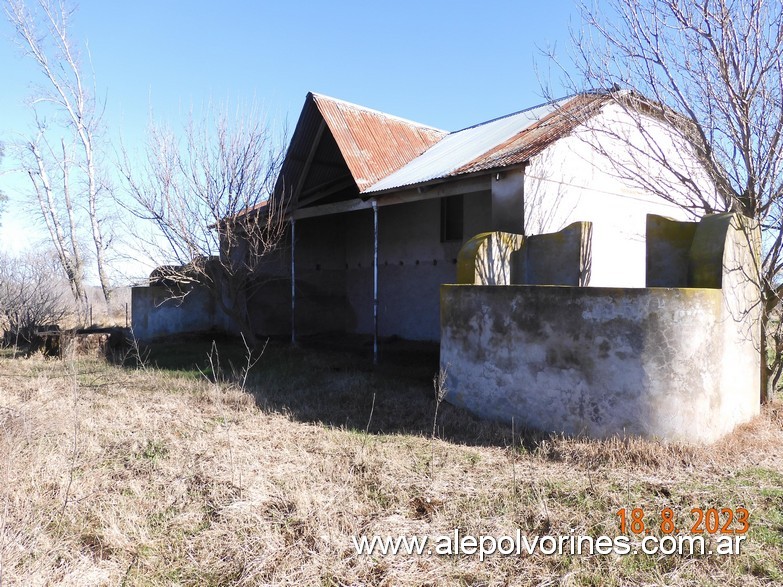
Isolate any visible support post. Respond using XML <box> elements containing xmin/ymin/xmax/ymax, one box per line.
<box><xmin>291</xmin><ymin>219</ymin><xmax>296</xmax><ymax>345</ymax></box>
<box><xmin>372</xmin><ymin>200</ymin><xmax>379</xmax><ymax>365</ymax></box>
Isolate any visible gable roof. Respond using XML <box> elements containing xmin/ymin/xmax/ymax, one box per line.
<box><xmin>313</xmin><ymin>93</ymin><xmax>448</xmax><ymax>191</ymax></box>
<box><xmin>276</xmin><ymin>92</ymin><xmax>447</xmax><ymax>199</ymax></box>
<box><xmin>277</xmin><ymin>90</ymin><xmax>618</xmax><ymax>205</ymax></box>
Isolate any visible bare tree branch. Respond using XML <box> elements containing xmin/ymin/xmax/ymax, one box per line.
<box><xmin>120</xmin><ymin>104</ymin><xmax>287</xmax><ymax>346</ymax></box>
<box><xmin>4</xmin><ymin>0</ymin><xmax>113</xmax><ymax>308</ymax></box>
<box><xmin>557</xmin><ymin>0</ymin><xmax>783</xmax><ymax>401</ymax></box>
<box><xmin>0</xmin><ymin>251</ymin><xmax>69</xmax><ymax>347</ymax></box>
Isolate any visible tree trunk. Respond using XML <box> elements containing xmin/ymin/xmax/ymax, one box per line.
<box><xmin>761</xmin><ymin>309</ymin><xmax>771</xmax><ymax>404</ymax></box>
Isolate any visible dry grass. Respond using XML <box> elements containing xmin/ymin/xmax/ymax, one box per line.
<box><xmin>0</xmin><ymin>338</ymin><xmax>781</xmax><ymax>586</ymax></box>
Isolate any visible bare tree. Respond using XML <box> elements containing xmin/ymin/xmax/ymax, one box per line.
<box><xmin>0</xmin><ymin>251</ymin><xmax>69</xmax><ymax>347</ymax></box>
<box><xmin>555</xmin><ymin>0</ymin><xmax>783</xmax><ymax>401</ymax></box>
<box><xmin>4</xmin><ymin>0</ymin><xmax>113</xmax><ymax>309</ymax></box>
<box><xmin>0</xmin><ymin>142</ymin><xmax>7</xmax><ymax>221</ymax></box>
<box><xmin>120</xmin><ymin>105</ymin><xmax>287</xmax><ymax>346</ymax></box>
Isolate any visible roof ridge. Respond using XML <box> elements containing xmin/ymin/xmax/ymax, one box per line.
<box><xmin>363</xmin><ymin>92</ymin><xmax>615</xmax><ymax>194</ymax></box>
<box><xmin>450</xmin><ymin>92</ymin><xmax>585</xmax><ymax>134</ymax></box>
<box><xmin>310</xmin><ymin>92</ymin><xmax>447</xmax><ymax>133</ymax></box>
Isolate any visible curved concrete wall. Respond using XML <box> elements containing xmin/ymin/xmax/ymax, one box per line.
<box><xmin>441</xmin><ymin>286</ymin><xmax>757</xmax><ymax>443</ymax></box>
<box><xmin>441</xmin><ymin>213</ymin><xmax>761</xmax><ymax>443</ymax></box>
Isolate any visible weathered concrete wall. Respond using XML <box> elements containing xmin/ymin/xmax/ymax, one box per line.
<box><xmin>520</xmin><ymin>222</ymin><xmax>592</xmax><ymax>286</ymax></box>
<box><xmin>130</xmin><ymin>185</ymin><xmax>512</xmax><ymax>342</ymax></box>
<box><xmin>247</xmin><ymin>255</ymin><xmax>294</xmax><ymax>337</ymax></box>
<box><xmin>442</xmin><ymin>286</ymin><xmax>731</xmax><ymax>441</ymax></box>
<box><xmin>374</xmin><ymin>198</ymin><xmax>463</xmax><ymax>341</ymax></box>
<box><xmin>292</xmin><ymin>194</ymin><xmax>492</xmax><ymax>341</ymax></box>
<box><xmin>294</xmin><ymin>215</ymin><xmax>351</xmax><ymax>335</ymax></box>
<box><xmin>646</xmin><ymin>215</ymin><xmax>698</xmax><ymax>287</ymax></box>
<box><xmin>245</xmin><ymin>216</ymin><xmax>351</xmax><ymax>338</ymax></box>
<box><xmin>456</xmin><ymin>231</ymin><xmax>524</xmax><ymax>285</ymax></box>
<box><xmin>456</xmin><ymin>222</ymin><xmax>591</xmax><ymax>287</ymax></box>
<box><xmin>441</xmin><ymin>213</ymin><xmax>761</xmax><ymax>443</ymax></box>
<box><xmin>131</xmin><ymin>285</ymin><xmax>229</xmax><ymax>341</ymax></box>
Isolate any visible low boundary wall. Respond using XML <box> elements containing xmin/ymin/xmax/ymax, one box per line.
<box><xmin>441</xmin><ymin>214</ymin><xmax>761</xmax><ymax>443</ymax></box>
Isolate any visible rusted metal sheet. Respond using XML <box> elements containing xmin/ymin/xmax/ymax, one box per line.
<box><xmin>274</xmin><ymin>91</ymin><xmax>614</xmax><ymax>207</ymax></box>
<box><xmin>453</xmin><ymin>94</ymin><xmax>611</xmax><ymax>175</ymax></box>
<box><xmin>312</xmin><ymin>93</ymin><xmax>447</xmax><ymax>192</ymax></box>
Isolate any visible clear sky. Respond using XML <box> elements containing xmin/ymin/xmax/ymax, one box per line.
<box><xmin>0</xmin><ymin>0</ymin><xmax>581</xmax><ymax>279</ymax></box>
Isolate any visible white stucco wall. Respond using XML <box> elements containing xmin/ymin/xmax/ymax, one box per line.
<box><xmin>441</xmin><ymin>213</ymin><xmax>761</xmax><ymax>443</ymax></box>
<box><xmin>524</xmin><ymin>104</ymin><xmax>719</xmax><ymax>287</ymax></box>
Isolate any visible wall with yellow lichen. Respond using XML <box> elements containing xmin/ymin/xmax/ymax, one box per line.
<box><xmin>440</xmin><ymin>213</ymin><xmax>761</xmax><ymax>443</ymax></box>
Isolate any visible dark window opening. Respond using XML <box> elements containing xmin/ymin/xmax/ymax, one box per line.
<box><xmin>440</xmin><ymin>195</ymin><xmax>464</xmax><ymax>242</ymax></box>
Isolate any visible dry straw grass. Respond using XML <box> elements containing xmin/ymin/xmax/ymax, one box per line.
<box><xmin>0</xmin><ymin>338</ymin><xmax>781</xmax><ymax>586</ymax></box>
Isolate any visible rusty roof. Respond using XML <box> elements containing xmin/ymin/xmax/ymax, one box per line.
<box><xmin>312</xmin><ymin>93</ymin><xmax>447</xmax><ymax>191</ymax></box>
<box><xmin>274</xmin><ymin>90</ymin><xmax>621</xmax><ymax>209</ymax></box>
<box><xmin>272</xmin><ymin>93</ymin><xmax>447</xmax><ymax>208</ymax></box>
<box><xmin>452</xmin><ymin>93</ymin><xmax>612</xmax><ymax>176</ymax></box>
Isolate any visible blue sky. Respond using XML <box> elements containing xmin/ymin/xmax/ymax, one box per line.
<box><xmin>0</xmin><ymin>0</ymin><xmax>581</xmax><ymax>277</ymax></box>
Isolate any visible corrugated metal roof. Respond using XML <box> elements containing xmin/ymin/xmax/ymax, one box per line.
<box><xmin>363</xmin><ymin>93</ymin><xmax>613</xmax><ymax>194</ymax></box>
<box><xmin>311</xmin><ymin>93</ymin><xmax>447</xmax><ymax>192</ymax></box>
<box><xmin>453</xmin><ymin>93</ymin><xmax>612</xmax><ymax>175</ymax></box>
<box><xmin>272</xmin><ymin>91</ymin><xmax>617</xmax><ymax>212</ymax></box>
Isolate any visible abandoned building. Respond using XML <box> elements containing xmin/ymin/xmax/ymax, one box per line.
<box><xmin>131</xmin><ymin>90</ymin><xmax>762</xmax><ymax>442</ymax></box>
<box><xmin>133</xmin><ymin>89</ymin><xmax>721</xmax><ymax>344</ymax></box>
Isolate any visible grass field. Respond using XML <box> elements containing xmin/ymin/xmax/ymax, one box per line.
<box><xmin>0</xmin><ymin>336</ymin><xmax>781</xmax><ymax>586</ymax></box>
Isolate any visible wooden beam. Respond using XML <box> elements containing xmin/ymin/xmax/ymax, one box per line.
<box><xmin>292</xmin><ymin>119</ymin><xmax>326</xmax><ymax>204</ymax></box>
<box><xmin>290</xmin><ymin>174</ymin><xmax>493</xmax><ymax>219</ymax></box>
<box><xmin>296</xmin><ymin>176</ymin><xmax>355</xmax><ymax>208</ymax></box>
<box><xmin>371</xmin><ymin>174</ymin><xmax>491</xmax><ymax>207</ymax></box>
<box><xmin>301</xmin><ymin>174</ymin><xmax>354</xmax><ymax>198</ymax></box>
<box><xmin>291</xmin><ymin>198</ymin><xmax>373</xmax><ymax>220</ymax></box>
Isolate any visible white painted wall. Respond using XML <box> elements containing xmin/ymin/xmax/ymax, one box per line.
<box><xmin>524</xmin><ymin>104</ymin><xmax>720</xmax><ymax>287</ymax></box>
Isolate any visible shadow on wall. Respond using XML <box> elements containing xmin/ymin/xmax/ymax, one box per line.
<box><xmin>441</xmin><ymin>213</ymin><xmax>761</xmax><ymax>444</ymax></box>
<box><xmin>457</xmin><ymin>221</ymin><xmax>593</xmax><ymax>287</ymax></box>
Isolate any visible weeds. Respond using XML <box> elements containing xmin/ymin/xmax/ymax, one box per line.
<box><xmin>430</xmin><ymin>366</ymin><xmax>448</xmax><ymax>482</ymax></box>
<box><xmin>0</xmin><ymin>340</ymin><xmax>780</xmax><ymax>586</ymax></box>
<box><xmin>123</xmin><ymin>327</ymin><xmax>150</xmax><ymax>371</ymax></box>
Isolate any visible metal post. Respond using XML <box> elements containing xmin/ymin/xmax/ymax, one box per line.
<box><xmin>372</xmin><ymin>200</ymin><xmax>379</xmax><ymax>365</ymax></box>
<box><xmin>125</xmin><ymin>303</ymin><xmax>129</xmax><ymax>328</ymax></box>
<box><xmin>291</xmin><ymin>218</ymin><xmax>296</xmax><ymax>345</ymax></box>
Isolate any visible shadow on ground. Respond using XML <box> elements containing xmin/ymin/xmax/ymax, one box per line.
<box><xmin>131</xmin><ymin>332</ymin><xmax>541</xmax><ymax>449</ymax></box>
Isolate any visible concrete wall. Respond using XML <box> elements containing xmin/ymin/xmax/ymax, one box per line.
<box><xmin>520</xmin><ymin>222</ymin><xmax>592</xmax><ymax>286</ymax></box>
<box><xmin>131</xmin><ymin>285</ymin><xmax>230</xmax><ymax>341</ymax></box>
<box><xmin>456</xmin><ymin>222</ymin><xmax>591</xmax><ymax>287</ymax></box>
<box><xmin>281</xmin><ymin>192</ymin><xmax>494</xmax><ymax>342</ymax></box>
<box><xmin>441</xmin><ymin>213</ymin><xmax>761</xmax><ymax>443</ymax></box>
<box><xmin>646</xmin><ymin>215</ymin><xmax>698</xmax><ymax>287</ymax></box>
<box><xmin>294</xmin><ymin>215</ymin><xmax>352</xmax><ymax>335</ymax></box>
<box><xmin>132</xmin><ymin>192</ymin><xmax>489</xmax><ymax>343</ymax></box>
<box><xmin>523</xmin><ymin>104</ymin><xmax>713</xmax><ymax>287</ymax></box>
<box><xmin>491</xmin><ymin>169</ymin><xmax>524</xmax><ymax>233</ymax></box>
